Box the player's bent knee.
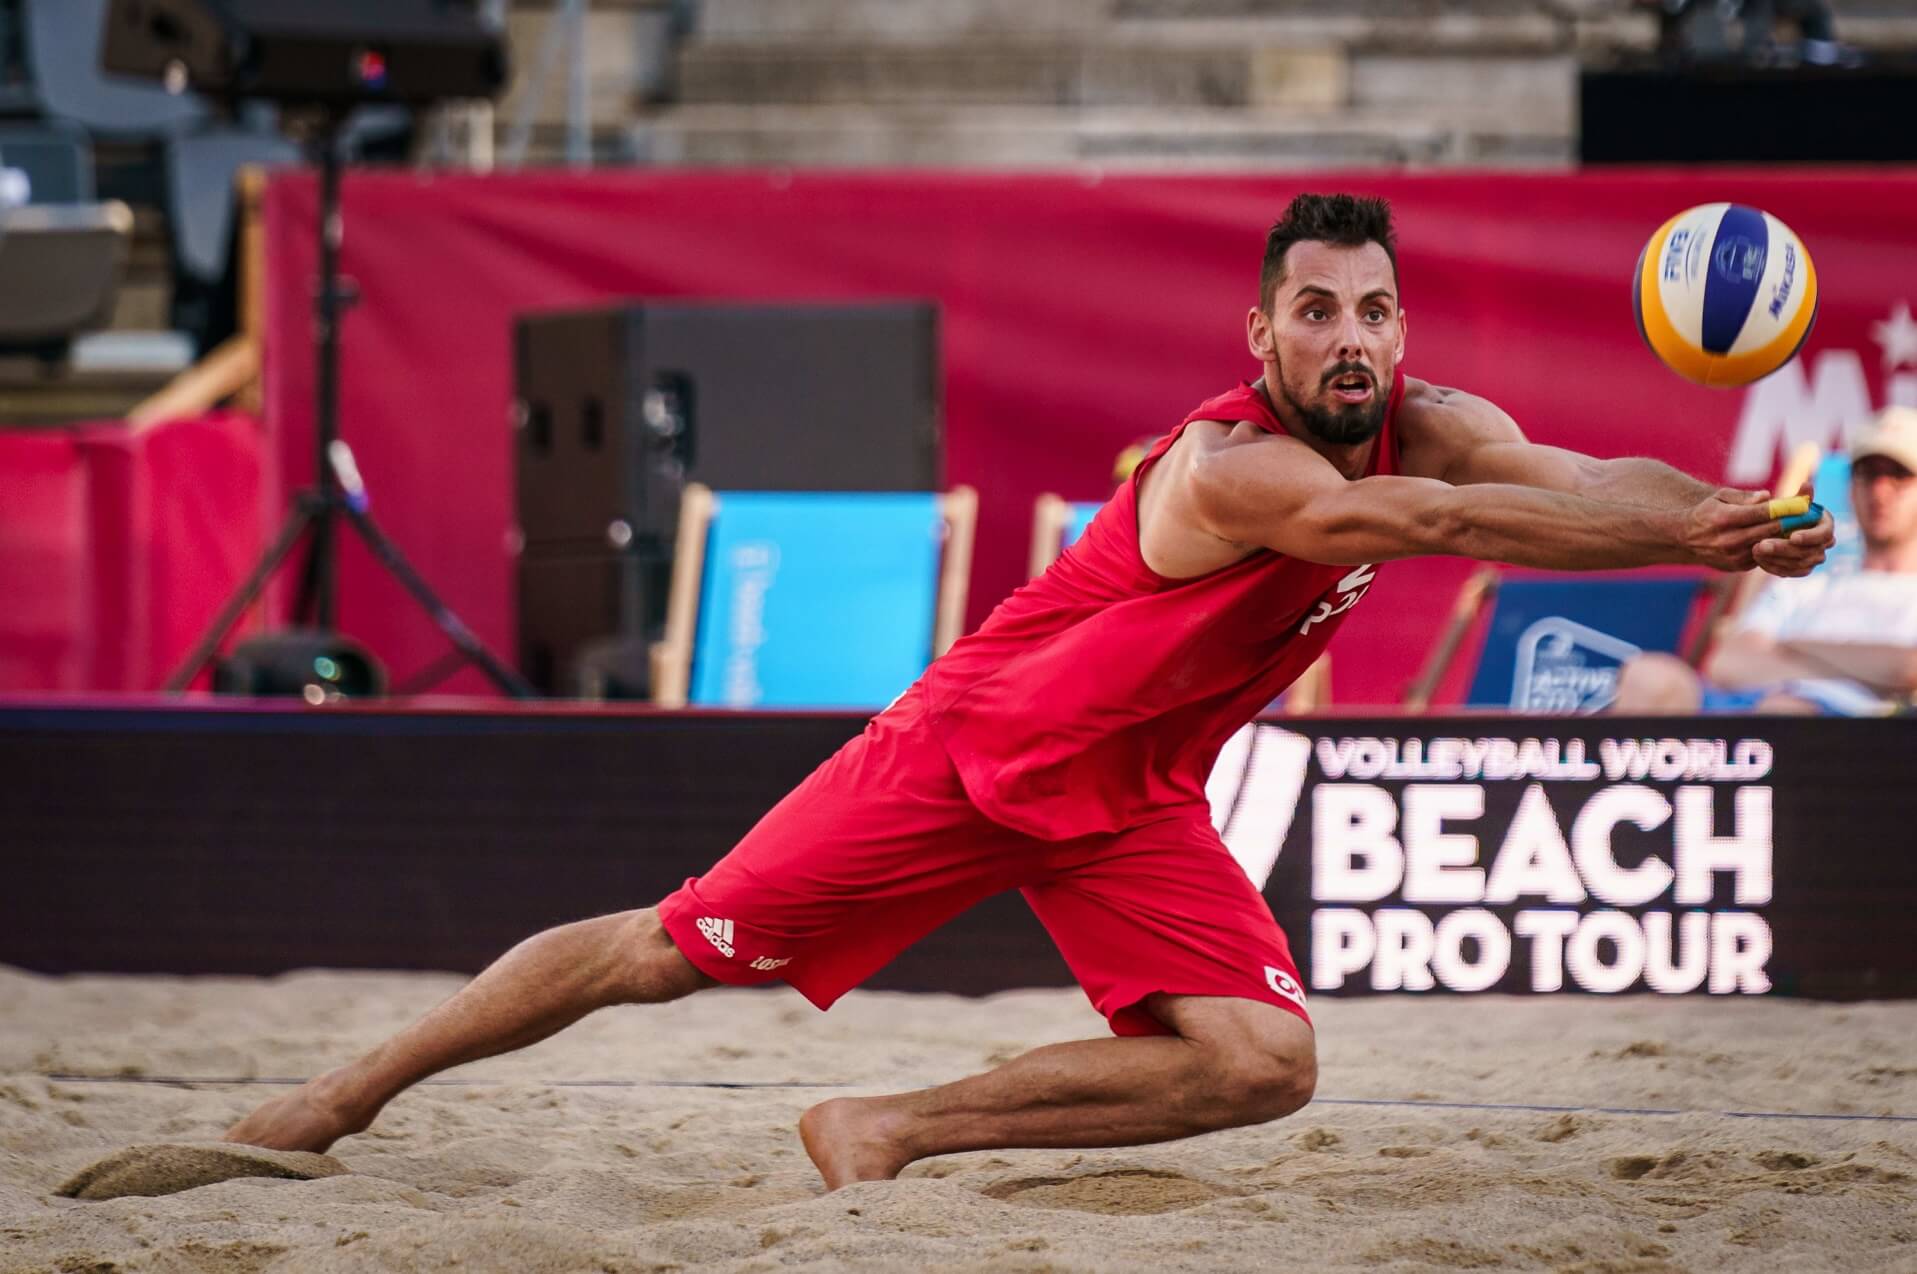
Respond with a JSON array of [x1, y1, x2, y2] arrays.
[[1202, 1014, 1317, 1125], [1219, 1037, 1316, 1123], [610, 907, 716, 1004]]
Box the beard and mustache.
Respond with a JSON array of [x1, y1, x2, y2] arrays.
[[1273, 358, 1388, 446]]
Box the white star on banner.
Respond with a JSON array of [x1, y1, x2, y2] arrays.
[[1872, 300, 1917, 371]]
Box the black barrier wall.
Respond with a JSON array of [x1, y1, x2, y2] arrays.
[[0, 705, 1070, 994], [3, 706, 1913, 999]]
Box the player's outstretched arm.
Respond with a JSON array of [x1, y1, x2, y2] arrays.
[[1396, 379, 1832, 578], [1399, 382, 1715, 508], [1181, 423, 1786, 573]]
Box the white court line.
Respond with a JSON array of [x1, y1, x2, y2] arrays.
[[32, 1075, 1917, 1123]]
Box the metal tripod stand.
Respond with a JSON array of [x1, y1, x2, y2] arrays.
[[165, 109, 530, 697]]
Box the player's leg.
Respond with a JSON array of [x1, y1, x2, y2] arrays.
[[227, 686, 1015, 1157], [651, 688, 1030, 1011], [225, 907, 711, 1153], [801, 993, 1311, 1188], [802, 815, 1316, 1187]]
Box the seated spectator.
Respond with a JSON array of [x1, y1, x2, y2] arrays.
[[1615, 406, 1917, 716], [1638, 0, 1855, 68], [1738, 0, 1854, 65]]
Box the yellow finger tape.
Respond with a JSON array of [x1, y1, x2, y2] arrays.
[[1767, 495, 1811, 520]]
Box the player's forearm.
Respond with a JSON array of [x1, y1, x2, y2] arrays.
[[1574, 457, 1719, 512], [1273, 476, 1692, 569], [1420, 483, 1692, 571]]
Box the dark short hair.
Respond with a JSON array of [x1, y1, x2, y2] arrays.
[[1260, 193, 1399, 311]]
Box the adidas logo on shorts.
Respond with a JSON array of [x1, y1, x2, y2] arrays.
[[696, 916, 736, 958]]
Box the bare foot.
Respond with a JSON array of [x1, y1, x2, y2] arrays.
[[799, 1098, 917, 1190], [222, 1072, 371, 1154]]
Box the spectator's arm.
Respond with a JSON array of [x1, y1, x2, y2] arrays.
[[1700, 628, 1829, 689]]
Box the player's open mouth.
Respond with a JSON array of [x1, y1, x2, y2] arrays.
[[1328, 374, 1372, 404]]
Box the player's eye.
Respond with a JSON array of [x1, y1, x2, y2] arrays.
[[1365, 309, 1387, 322], [1303, 308, 1328, 321]]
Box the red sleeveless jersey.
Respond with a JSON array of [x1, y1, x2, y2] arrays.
[[922, 374, 1403, 840]]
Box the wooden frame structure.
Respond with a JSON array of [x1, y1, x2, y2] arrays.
[[1028, 492, 1074, 579], [126, 166, 268, 431], [1404, 566, 1500, 714]]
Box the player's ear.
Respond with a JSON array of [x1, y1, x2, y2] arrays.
[[1247, 306, 1276, 362], [1394, 307, 1407, 365]]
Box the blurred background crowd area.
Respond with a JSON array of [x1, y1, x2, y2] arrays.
[[1, 0, 1914, 713], [2, 0, 1912, 420]]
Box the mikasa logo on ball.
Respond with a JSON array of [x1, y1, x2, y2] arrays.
[[1768, 244, 1797, 319]]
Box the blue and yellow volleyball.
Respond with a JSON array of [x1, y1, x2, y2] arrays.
[[1632, 203, 1818, 387]]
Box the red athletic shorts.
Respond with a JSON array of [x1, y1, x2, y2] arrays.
[[657, 689, 1309, 1037]]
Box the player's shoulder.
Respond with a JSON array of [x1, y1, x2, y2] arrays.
[[1179, 415, 1299, 453], [1399, 376, 1508, 422], [1397, 376, 1521, 443]]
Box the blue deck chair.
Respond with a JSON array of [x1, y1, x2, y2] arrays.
[[1465, 575, 1704, 713], [1028, 493, 1104, 578], [653, 485, 977, 710]]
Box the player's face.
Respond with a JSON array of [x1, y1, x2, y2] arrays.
[[1851, 455, 1917, 552], [1248, 240, 1405, 447]]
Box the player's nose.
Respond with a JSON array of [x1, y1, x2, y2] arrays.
[[1333, 312, 1365, 357]]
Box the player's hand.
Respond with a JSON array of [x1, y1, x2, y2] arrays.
[[1752, 478, 1833, 579], [1681, 488, 1789, 572]]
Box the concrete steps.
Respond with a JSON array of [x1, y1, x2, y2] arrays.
[[667, 0, 1596, 169], [629, 102, 1572, 170], [496, 2, 678, 131], [677, 42, 1348, 110], [693, 0, 1111, 42], [520, 0, 1916, 171]]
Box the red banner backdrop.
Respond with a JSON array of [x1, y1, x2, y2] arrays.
[[0, 413, 263, 692], [257, 169, 1917, 704]]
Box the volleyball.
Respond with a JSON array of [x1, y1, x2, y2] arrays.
[[1632, 203, 1818, 387]]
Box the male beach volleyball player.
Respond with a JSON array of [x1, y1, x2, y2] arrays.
[[226, 194, 1833, 1188]]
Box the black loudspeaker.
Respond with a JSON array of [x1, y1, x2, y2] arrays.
[[100, 0, 507, 106], [513, 302, 941, 697], [1581, 63, 1917, 163]]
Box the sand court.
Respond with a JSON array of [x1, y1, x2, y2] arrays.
[[3, 964, 1915, 1272]]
